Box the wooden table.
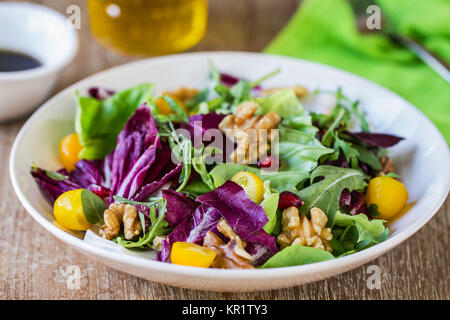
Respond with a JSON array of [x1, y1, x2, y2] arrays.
[[0, 0, 448, 300]]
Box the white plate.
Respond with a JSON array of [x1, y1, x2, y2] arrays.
[[10, 52, 450, 292]]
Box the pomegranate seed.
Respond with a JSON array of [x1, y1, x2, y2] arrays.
[[258, 156, 273, 168], [278, 191, 304, 209]]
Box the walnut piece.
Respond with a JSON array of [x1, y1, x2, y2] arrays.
[[218, 101, 281, 164], [161, 87, 199, 102], [377, 156, 394, 176], [152, 235, 167, 251], [99, 203, 142, 240], [277, 206, 332, 252], [203, 219, 254, 269], [260, 86, 308, 98]]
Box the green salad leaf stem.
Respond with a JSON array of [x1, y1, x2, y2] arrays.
[[113, 197, 171, 249]]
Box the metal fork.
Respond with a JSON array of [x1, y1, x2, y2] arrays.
[[349, 0, 450, 83]]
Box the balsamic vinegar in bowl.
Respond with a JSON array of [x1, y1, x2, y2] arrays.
[[0, 50, 41, 72]]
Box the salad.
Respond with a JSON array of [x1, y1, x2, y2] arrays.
[[31, 63, 408, 269]]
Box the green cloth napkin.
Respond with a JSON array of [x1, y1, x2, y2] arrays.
[[265, 0, 450, 144]]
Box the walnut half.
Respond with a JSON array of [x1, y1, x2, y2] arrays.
[[99, 203, 142, 240], [203, 219, 254, 269], [219, 101, 281, 165], [277, 206, 332, 252]]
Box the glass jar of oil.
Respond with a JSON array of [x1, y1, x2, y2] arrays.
[[88, 0, 208, 56]]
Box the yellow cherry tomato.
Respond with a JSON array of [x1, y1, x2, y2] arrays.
[[53, 189, 91, 231], [365, 176, 408, 220], [155, 95, 187, 116], [59, 133, 83, 171], [171, 242, 217, 268], [231, 171, 264, 203]]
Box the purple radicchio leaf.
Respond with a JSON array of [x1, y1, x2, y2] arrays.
[[87, 87, 115, 100], [197, 182, 279, 264], [220, 73, 240, 87], [181, 112, 226, 149], [132, 164, 183, 202], [339, 189, 368, 216], [156, 181, 278, 265], [162, 189, 200, 227], [115, 139, 159, 199], [345, 132, 404, 148], [30, 168, 81, 203], [156, 205, 222, 262], [220, 73, 262, 93], [71, 159, 103, 187], [108, 107, 163, 200]]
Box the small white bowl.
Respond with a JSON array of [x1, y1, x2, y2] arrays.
[[0, 2, 78, 121]]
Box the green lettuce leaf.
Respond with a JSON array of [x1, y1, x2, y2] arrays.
[[297, 165, 367, 225], [260, 181, 279, 234], [255, 89, 306, 118], [334, 211, 389, 250], [75, 83, 153, 160], [261, 245, 334, 268], [209, 163, 308, 192], [278, 126, 333, 172]]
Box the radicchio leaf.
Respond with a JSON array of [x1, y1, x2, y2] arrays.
[[71, 160, 103, 187], [162, 189, 200, 227], [181, 112, 226, 148], [157, 181, 278, 265], [339, 189, 368, 216], [345, 132, 404, 148], [30, 168, 80, 203], [88, 87, 115, 100], [156, 205, 222, 262]]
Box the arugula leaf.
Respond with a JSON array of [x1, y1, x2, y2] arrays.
[[75, 83, 153, 160], [353, 144, 382, 171], [162, 96, 189, 122], [297, 165, 367, 226], [351, 100, 370, 132], [80, 189, 105, 224], [250, 68, 280, 88], [321, 107, 348, 147], [260, 181, 279, 234], [192, 145, 220, 190], [385, 172, 401, 179], [230, 80, 251, 103], [261, 245, 334, 268], [368, 204, 381, 218], [45, 170, 69, 181], [333, 133, 360, 168], [160, 121, 193, 193]]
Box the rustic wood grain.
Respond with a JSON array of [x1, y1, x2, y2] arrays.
[[0, 0, 448, 300]]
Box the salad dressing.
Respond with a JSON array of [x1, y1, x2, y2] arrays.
[[0, 50, 41, 72]]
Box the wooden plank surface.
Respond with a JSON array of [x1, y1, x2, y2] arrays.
[[0, 0, 448, 300]]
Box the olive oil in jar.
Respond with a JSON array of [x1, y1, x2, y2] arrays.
[[88, 0, 208, 56]]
